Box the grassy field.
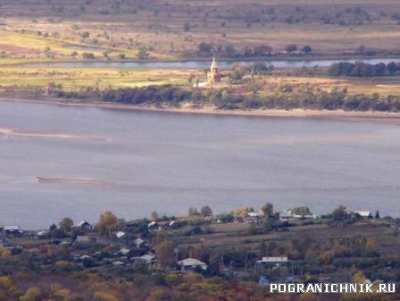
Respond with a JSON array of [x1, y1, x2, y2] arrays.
[[0, 66, 194, 91], [1, 0, 400, 99], [1, 0, 400, 62]]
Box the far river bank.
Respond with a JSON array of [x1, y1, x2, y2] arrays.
[[1, 95, 400, 126]]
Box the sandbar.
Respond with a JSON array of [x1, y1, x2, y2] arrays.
[[36, 177, 113, 185], [0, 127, 104, 141]]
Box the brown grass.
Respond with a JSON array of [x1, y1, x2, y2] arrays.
[[1, 0, 400, 61]]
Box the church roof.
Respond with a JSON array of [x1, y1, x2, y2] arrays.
[[210, 56, 218, 69]]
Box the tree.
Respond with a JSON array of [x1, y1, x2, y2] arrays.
[[301, 45, 312, 54], [290, 206, 312, 217], [44, 46, 53, 58], [232, 207, 252, 218], [285, 44, 298, 53], [191, 244, 205, 260], [259, 241, 267, 255], [260, 202, 274, 217], [374, 62, 386, 76], [183, 21, 191, 32], [253, 45, 273, 56], [59, 217, 73, 232], [102, 50, 112, 59], [200, 205, 213, 217], [49, 223, 57, 232], [93, 292, 119, 301], [219, 213, 234, 223], [387, 62, 398, 74], [155, 240, 175, 268], [96, 211, 118, 235], [375, 210, 380, 219], [82, 52, 95, 59], [81, 31, 90, 39], [19, 287, 41, 301], [188, 206, 200, 216], [197, 42, 213, 55], [137, 48, 149, 59], [332, 205, 348, 221], [356, 45, 365, 53], [224, 44, 236, 57], [151, 211, 159, 221], [353, 271, 367, 283]]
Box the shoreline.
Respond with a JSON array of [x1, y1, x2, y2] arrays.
[[1, 96, 400, 125]]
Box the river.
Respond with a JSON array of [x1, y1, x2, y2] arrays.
[[1, 101, 400, 229], [28, 58, 400, 69]]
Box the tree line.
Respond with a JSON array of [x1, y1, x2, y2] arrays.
[[56, 83, 400, 113], [195, 42, 312, 58], [328, 61, 400, 77]]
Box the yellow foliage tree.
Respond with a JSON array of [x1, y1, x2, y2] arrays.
[[0, 249, 11, 258], [232, 207, 251, 218], [0, 276, 12, 289], [93, 291, 119, 301], [96, 211, 118, 236], [19, 287, 41, 301], [353, 271, 367, 283]]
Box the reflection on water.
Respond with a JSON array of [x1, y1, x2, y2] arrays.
[[1, 101, 400, 228]]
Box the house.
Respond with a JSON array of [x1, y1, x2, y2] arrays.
[[247, 212, 263, 223], [157, 220, 177, 230], [76, 254, 91, 261], [112, 261, 125, 267], [279, 211, 294, 221], [134, 238, 144, 248], [148, 221, 161, 232], [76, 220, 93, 230], [177, 258, 208, 270], [248, 212, 262, 218], [76, 235, 90, 243], [133, 253, 156, 264], [355, 211, 372, 218], [116, 231, 125, 239], [257, 256, 288, 267], [258, 256, 288, 264], [256, 256, 292, 273], [3, 225, 23, 235], [36, 230, 49, 238], [115, 248, 130, 256]]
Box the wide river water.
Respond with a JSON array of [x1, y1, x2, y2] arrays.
[[1, 101, 400, 229]]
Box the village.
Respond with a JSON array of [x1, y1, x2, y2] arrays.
[[1, 203, 395, 288]]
